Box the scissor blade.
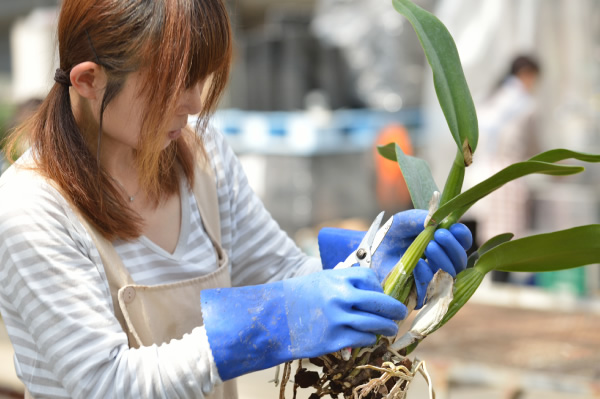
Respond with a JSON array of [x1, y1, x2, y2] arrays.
[[359, 211, 385, 250], [370, 215, 393, 255]]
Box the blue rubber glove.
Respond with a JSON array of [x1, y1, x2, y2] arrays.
[[201, 267, 407, 381], [318, 209, 473, 309]]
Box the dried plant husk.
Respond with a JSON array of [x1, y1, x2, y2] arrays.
[[391, 271, 453, 353]]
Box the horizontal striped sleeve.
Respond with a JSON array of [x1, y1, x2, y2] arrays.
[[0, 166, 221, 398], [206, 129, 322, 287]]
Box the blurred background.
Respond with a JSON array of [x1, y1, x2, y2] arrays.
[[0, 0, 599, 398]]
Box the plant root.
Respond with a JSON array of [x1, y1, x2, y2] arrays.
[[352, 359, 434, 399], [279, 361, 292, 399], [280, 340, 435, 399]]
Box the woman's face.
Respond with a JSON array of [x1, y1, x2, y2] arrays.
[[99, 71, 205, 153]]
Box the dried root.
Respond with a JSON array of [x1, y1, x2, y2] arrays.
[[279, 341, 435, 399], [353, 359, 434, 399]]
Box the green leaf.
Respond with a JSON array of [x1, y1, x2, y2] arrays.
[[476, 225, 600, 274], [376, 143, 439, 210], [394, 144, 439, 210], [392, 0, 478, 160], [430, 161, 584, 225], [427, 224, 599, 335], [529, 149, 600, 163], [477, 232, 515, 255], [377, 143, 398, 162], [466, 233, 514, 269]]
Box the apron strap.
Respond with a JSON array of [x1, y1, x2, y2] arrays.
[[77, 216, 133, 335], [191, 154, 223, 250]]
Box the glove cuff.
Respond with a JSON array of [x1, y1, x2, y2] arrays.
[[201, 282, 291, 380]]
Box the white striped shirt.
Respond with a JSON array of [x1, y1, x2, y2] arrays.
[[0, 128, 321, 398]]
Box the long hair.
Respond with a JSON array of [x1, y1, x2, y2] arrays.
[[4, 0, 232, 240], [491, 55, 540, 94]]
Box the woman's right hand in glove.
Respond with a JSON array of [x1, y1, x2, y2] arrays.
[[201, 267, 407, 381]]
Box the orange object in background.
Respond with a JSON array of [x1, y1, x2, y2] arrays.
[[374, 124, 413, 212]]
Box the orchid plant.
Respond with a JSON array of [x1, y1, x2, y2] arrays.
[[379, 0, 600, 351], [281, 1, 600, 398]]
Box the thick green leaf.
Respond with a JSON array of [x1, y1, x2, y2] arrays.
[[529, 149, 600, 163], [476, 225, 600, 274], [394, 144, 439, 210], [466, 233, 514, 269], [429, 161, 584, 225], [377, 143, 398, 162], [376, 143, 439, 210], [431, 227, 599, 334], [392, 0, 478, 159], [477, 232, 515, 255]]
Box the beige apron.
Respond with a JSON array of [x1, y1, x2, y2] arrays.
[[25, 157, 238, 399]]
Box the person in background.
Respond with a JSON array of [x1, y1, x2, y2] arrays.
[[467, 55, 541, 283], [0, 1, 472, 398]]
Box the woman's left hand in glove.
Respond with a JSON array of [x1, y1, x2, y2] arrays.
[[318, 209, 473, 309]]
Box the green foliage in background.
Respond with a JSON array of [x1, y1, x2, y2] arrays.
[[0, 102, 16, 149]]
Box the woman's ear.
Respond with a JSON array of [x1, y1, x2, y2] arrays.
[[70, 62, 106, 100]]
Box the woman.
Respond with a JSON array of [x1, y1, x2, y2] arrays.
[[0, 0, 472, 398]]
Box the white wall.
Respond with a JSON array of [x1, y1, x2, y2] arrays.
[[10, 7, 59, 102]]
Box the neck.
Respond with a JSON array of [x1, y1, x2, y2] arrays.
[[100, 143, 141, 202], [99, 139, 137, 178], [71, 92, 147, 205]]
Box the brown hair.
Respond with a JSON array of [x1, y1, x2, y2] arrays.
[[5, 0, 232, 240]]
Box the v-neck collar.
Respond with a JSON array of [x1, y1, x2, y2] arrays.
[[138, 176, 190, 261]]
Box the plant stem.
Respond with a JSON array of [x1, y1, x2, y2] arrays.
[[439, 149, 465, 207], [383, 225, 436, 304], [383, 147, 464, 308], [439, 204, 470, 229]]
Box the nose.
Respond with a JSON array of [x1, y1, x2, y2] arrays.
[[177, 81, 204, 116]]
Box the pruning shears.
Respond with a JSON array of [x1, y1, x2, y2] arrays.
[[331, 211, 393, 360], [334, 211, 394, 270]]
